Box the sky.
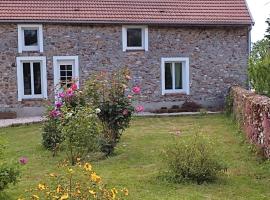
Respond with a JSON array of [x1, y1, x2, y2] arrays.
[[246, 0, 270, 42]]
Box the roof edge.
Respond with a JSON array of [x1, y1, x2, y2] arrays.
[[0, 19, 254, 27]]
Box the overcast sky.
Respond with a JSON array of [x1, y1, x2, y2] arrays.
[[246, 0, 270, 42]]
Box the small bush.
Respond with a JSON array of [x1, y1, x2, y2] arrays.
[[0, 139, 20, 191], [42, 111, 64, 154], [60, 105, 101, 165], [181, 101, 201, 112], [162, 134, 227, 184]]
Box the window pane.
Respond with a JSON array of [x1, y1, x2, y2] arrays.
[[175, 62, 183, 89], [60, 65, 73, 87], [23, 63, 31, 95], [127, 28, 142, 47], [33, 62, 42, 94], [165, 63, 173, 90], [24, 30, 38, 46]]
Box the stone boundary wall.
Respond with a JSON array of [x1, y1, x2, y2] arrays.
[[230, 86, 270, 158]]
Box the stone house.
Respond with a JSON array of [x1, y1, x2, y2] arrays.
[[0, 0, 253, 117]]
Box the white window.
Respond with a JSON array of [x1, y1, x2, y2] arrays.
[[18, 24, 43, 53], [161, 57, 190, 95], [122, 26, 148, 51], [53, 56, 79, 90], [16, 57, 47, 101]]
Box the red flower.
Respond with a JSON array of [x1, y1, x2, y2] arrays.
[[128, 95, 132, 99], [132, 86, 141, 94], [71, 83, 78, 91]]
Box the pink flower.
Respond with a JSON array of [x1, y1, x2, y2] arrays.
[[19, 157, 28, 165], [135, 105, 144, 113], [50, 109, 61, 118], [55, 101, 62, 109], [71, 83, 78, 91], [58, 92, 65, 98], [132, 86, 141, 94], [128, 95, 132, 99], [123, 109, 129, 116], [66, 88, 74, 97]]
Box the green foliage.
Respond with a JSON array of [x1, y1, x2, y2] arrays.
[[162, 134, 227, 184], [0, 139, 20, 191], [248, 39, 270, 96], [42, 108, 64, 154], [60, 105, 101, 165], [266, 17, 270, 40], [84, 68, 137, 155], [225, 91, 233, 116]]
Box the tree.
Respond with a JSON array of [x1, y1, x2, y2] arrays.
[[248, 39, 270, 96], [266, 17, 270, 40]]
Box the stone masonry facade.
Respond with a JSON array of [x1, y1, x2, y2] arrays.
[[0, 24, 249, 116]]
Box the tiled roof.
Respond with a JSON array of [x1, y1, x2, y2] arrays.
[[0, 0, 253, 25]]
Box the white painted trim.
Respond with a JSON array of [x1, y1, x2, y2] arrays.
[[161, 57, 190, 95], [18, 24, 43, 53], [16, 56, 47, 101], [53, 56, 79, 91], [122, 25, 149, 51]]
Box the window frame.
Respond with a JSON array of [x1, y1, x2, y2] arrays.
[[16, 56, 47, 101], [18, 24, 43, 53], [122, 25, 148, 51], [161, 57, 190, 95], [53, 56, 79, 91]]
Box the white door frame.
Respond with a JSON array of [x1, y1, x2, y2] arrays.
[[53, 56, 79, 92]]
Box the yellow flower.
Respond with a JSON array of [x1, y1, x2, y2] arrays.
[[123, 188, 129, 196], [111, 188, 118, 199], [60, 193, 69, 200], [83, 163, 92, 171], [17, 198, 25, 200], [68, 168, 73, 174], [89, 190, 96, 195], [90, 172, 101, 183], [32, 195, 39, 199], [56, 185, 62, 193], [49, 173, 57, 177], [76, 189, 81, 194], [38, 183, 45, 191]]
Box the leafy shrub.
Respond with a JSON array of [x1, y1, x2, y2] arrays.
[[42, 82, 88, 158], [248, 39, 270, 96], [42, 111, 63, 154], [20, 161, 129, 200], [60, 105, 101, 165], [0, 139, 20, 191], [181, 100, 201, 112], [162, 134, 227, 184], [84, 68, 142, 155]]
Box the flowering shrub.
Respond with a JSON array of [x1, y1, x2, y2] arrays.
[[42, 83, 101, 163], [162, 134, 227, 184], [84, 68, 143, 155], [0, 139, 20, 191], [60, 105, 101, 165], [20, 161, 128, 200]]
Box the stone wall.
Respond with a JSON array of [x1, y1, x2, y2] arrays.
[[0, 24, 249, 116], [230, 86, 270, 158]]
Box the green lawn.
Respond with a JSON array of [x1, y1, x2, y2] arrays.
[[1, 114, 270, 199]]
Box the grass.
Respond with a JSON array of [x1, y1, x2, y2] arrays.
[[1, 114, 270, 199]]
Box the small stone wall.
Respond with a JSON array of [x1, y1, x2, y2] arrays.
[[230, 86, 270, 158]]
